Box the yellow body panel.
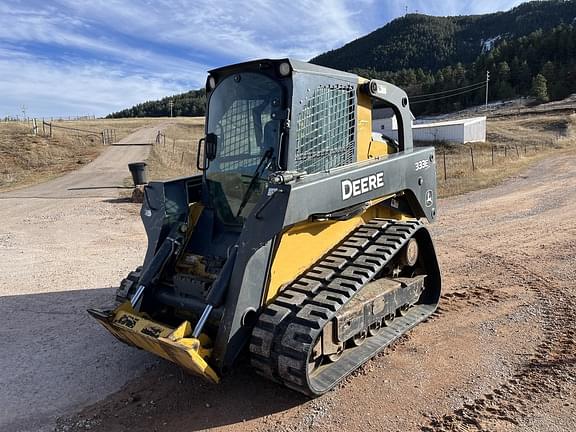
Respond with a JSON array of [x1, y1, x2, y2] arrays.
[[265, 203, 408, 303], [356, 79, 373, 162], [92, 303, 220, 383], [356, 77, 393, 160], [188, 202, 204, 231]]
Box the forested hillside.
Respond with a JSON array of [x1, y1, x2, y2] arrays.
[[106, 89, 206, 118], [352, 23, 576, 114], [311, 1, 576, 72], [108, 1, 576, 117]]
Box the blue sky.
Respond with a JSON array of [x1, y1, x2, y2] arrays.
[[0, 0, 525, 118]]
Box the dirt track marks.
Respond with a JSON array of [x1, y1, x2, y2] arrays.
[[422, 252, 576, 431]]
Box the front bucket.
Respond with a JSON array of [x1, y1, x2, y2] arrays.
[[88, 303, 220, 383]]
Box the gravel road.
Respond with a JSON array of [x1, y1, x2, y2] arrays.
[[55, 150, 576, 432], [2, 133, 575, 431], [0, 123, 172, 432]]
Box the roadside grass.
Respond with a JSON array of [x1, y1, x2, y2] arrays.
[[146, 117, 204, 180], [436, 113, 574, 198], [3, 108, 572, 197], [0, 122, 102, 191], [144, 113, 574, 201], [52, 117, 169, 142], [0, 117, 185, 192]]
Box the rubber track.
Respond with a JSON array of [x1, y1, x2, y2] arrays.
[[116, 266, 142, 304], [249, 218, 438, 396]]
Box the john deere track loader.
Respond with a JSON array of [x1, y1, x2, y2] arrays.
[[89, 59, 441, 396]]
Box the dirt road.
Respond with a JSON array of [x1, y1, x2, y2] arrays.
[[2, 131, 574, 431], [54, 151, 576, 432], [0, 123, 172, 432]]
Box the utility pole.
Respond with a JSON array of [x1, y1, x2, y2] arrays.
[[169, 100, 174, 118], [485, 71, 490, 110], [405, 4, 408, 15], [21, 104, 27, 120]]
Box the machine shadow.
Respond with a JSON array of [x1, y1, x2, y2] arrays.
[[102, 197, 134, 204], [80, 360, 309, 431], [0, 287, 307, 431]]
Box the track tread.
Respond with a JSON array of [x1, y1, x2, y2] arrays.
[[249, 219, 437, 396], [116, 266, 143, 303]]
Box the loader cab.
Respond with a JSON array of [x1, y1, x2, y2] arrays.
[[202, 61, 291, 226], [200, 59, 415, 228], [201, 59, 367, 227]]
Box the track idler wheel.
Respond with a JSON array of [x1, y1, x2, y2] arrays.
[[400, 238, 419, 267], [383, 313, 395, 326], [368, 321, 383, 336], [327, 344, 344, 362], [398, 303, 412, 317], [352, 330, 367, 346]]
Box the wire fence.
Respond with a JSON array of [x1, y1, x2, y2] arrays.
[[150, 127, 562, 182], [2, 115, 96, 122], [154, 130, 197, 169], [148, 125, 205, 179], [35, 120, 116, 145], [437, 138, 560, 181]]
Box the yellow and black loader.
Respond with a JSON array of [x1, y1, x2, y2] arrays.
[[89, 59, 441, 396]]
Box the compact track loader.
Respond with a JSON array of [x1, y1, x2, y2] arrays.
[[89, 59, 441, 396]]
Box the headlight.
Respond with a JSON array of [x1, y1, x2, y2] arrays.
[[208, 75, 217, 90], [278, 62, 291, 77]]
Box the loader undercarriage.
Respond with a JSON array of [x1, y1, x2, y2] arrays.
[[249, 218, 440, 396]]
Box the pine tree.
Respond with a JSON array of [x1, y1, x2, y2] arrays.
[[531, 74, 549, 103]]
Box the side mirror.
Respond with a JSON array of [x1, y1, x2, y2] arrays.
[[206, 133, 218, 161]]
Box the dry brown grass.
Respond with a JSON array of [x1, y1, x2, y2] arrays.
[[0, 122, 103, 191], [0, 118, 170, 191], [146, 117, 204, 181], [52, 117, 169, 142], [436, 113, 575, 197], [4, 106, 571, 197], [144, 113, 575, 199]]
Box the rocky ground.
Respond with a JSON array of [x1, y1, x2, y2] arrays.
[[58, 153, 575, 432], [0, 124, 172, 432], [1, 124, 574, 432]]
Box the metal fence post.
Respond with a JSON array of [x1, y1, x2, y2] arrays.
[[470, 146, 475, 171], [491, 145, 494, 165], [443, 150, 447, 181]]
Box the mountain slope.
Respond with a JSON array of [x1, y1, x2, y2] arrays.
[[107, 89, 206, 119], [311, 0, 576, 72], [108, 1, 576, 118]]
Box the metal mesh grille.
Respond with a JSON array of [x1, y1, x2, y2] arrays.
[[216, 99, 265, 172], [295, 85, 356, 174]]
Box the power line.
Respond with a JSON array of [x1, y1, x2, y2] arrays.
[[410, 83, 487, 104], [409, 81, 487, 99]]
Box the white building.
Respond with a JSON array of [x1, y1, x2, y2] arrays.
[[372, 111, 486, 144]]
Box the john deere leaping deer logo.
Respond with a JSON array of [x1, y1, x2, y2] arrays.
[[425, 190, 434, 207]]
